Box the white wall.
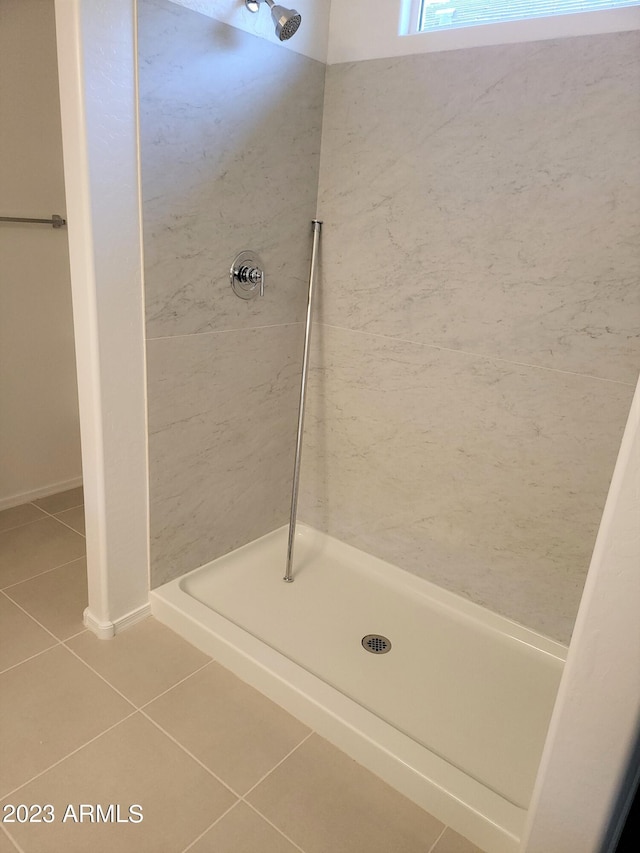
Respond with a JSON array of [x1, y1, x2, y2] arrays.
[[0, 0, 82, 510], [169, 0, 330, 62], [521, 375, 640, 852], [54, 0, 150, 635]]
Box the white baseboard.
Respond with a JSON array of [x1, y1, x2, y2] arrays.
[[83, 602, 151, 639], [0, 476, 84, 512]]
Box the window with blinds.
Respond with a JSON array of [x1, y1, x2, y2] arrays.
[[419, 0, 640, 31]]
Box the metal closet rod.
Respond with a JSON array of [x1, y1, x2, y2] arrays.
[[0, 214, 66, 228]]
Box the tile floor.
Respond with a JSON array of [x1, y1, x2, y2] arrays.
[[1, 488, 487, 853]]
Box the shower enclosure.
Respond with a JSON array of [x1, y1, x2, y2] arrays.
[[139, 1, 640, 850]]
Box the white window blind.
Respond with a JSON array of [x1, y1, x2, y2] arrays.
[[419, 0, 640, 31]]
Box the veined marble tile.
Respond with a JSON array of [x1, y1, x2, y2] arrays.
[[147, 324, 303, 587], [316, 32, 640, 383], [138, 0, 325, 338], [297, 325, 634, 643]]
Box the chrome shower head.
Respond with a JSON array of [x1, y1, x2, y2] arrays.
[[268, 1, 301, 40], [246, 0, 302, 41]]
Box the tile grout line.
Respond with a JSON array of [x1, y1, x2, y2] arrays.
[[136, 708, 241, 794], [179, 793, 310, 853], [137, 659, 214, 711], [26, 503, 85, 537], [1, 586, 89, 651], [3, 618, 220, 811], [7, 493, 308, 853], [0, 639, 61, 676], [0, 500, 84, 531], [241, 730, 315, 800], [29, 501, 84, 518], [2, 610, 457, 853], [62, 627, 90, 642], [60, 643, 141, 711], [135, 665, 314, 853], [234, 732, 317, 853], [147, 321, 304, 343], [136, 658, 313, 784], [178, 800, 242, 853], [136, 710, 313, 853], [3, 610, 451, 851], [47, 516, 85, 538], [0, 603, 142, 800], [2, 586, 84, 645], [0, 823, 25, 853], [3, 604, 309, 853], [320, 322, 637, 386], [0, 504, 48, 534], [1, 553, 87, 594], [427, 825, 447, 853], [0, 591, 64, 674], [0, 711, 139, 803], [242, 800, 308, 853], [240, 726, 453, 853]]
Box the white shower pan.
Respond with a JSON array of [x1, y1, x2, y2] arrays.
[[151, 524, 566, 853]]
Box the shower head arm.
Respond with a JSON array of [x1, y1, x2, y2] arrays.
[[246, 1, 274, 12]]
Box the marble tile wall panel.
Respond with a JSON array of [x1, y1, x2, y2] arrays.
[[139, 0, 324, 585], [147, 325, 303, 587], [140, 0, 638, 642], [316, 32, 640, 383], [297, 326, 634, 643], [138, 0, 325, 338]]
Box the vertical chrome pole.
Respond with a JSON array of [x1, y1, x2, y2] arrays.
[[284, 219, 323, 582]]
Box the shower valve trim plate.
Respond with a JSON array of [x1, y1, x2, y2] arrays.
[[230, 250, 265, 300]]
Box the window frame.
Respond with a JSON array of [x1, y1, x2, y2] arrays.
[[399, 0, 640, 37]]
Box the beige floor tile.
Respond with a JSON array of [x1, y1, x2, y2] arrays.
[[0, 595, 56, 672], [188, 802, 299, 853], [54, 506, 86, 536], [248, 734, 444, 853], [432, 827, 488, 853], [0, 518, 86, 589], [0, 645, 133, 796], [0, 828, 19, 852], [145, 662, 311, 794], [5, 558, 87, 640], [0, 504, 46, 534], [0, 714, 237, 853], [66, 617, 210, 707], [33, 486, 84, 514]]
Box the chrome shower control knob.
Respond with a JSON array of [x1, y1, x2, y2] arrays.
[[230, 251, 265, 299], [238, 266, 262, 284]]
